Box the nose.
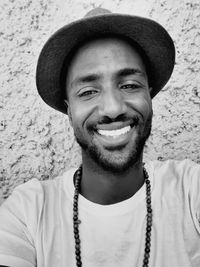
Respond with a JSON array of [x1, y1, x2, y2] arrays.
[[98, 89, 126, 119]]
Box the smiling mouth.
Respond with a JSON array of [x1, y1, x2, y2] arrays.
[[97, 125, 132, 138]]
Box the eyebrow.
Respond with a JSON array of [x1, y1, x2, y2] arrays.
[[117, 68, 146, 78], [71, 74, 100, 87], [71, 68, 146, 87]]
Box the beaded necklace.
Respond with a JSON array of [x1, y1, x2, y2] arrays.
[[73, 166, 152, 267]]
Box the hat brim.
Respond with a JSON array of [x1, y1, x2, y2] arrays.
[[36, 13, 175, 114]]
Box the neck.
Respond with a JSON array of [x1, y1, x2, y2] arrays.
[[80, 151, 144, 205]]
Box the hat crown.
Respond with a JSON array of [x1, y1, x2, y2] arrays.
[[36, 7, 175, 114], [85, 7, 111, 18]]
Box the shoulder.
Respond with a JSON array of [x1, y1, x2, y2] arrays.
[[147, 159, 200, 196], [1, 167, 77, 216], [39, 167, 77, 203], [0, 168, 77, 236], [149, 158, 200, 177]]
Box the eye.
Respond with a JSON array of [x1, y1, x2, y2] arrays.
[[78, 88, 99, 98], [120, 82, 141, 91]]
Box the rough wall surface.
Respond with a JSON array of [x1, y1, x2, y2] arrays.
[[0, 0, 199, 204]]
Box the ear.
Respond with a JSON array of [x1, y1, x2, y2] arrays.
[[64, 99, 73, 127]]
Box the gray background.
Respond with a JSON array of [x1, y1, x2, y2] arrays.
[[0, 0, 200, 203]]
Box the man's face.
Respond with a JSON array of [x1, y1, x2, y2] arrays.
[[65, 37, 153, 172]]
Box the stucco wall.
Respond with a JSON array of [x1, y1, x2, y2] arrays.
[[0, 0, 199, 204]]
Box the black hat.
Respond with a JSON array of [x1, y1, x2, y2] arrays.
[[36, 8, 175, 114]]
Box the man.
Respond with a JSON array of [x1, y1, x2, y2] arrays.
[[0, 7, 200, 267]]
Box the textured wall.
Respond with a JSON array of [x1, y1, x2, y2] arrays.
[[0, 0, 199, 204]]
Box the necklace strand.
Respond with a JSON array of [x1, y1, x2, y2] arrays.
[[73, 165, 152, 267]]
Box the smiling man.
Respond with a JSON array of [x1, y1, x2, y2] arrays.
[[65, 37, 152, 172], [0, 7, 200, 267], [64, 36, 153, 206]]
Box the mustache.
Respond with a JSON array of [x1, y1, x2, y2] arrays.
[[96, 114, 140, 125]]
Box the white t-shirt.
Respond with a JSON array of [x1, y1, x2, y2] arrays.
[[0, 159, 200, 267]]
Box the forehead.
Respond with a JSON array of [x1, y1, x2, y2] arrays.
[[64, 36, 148, 91], [69, 36, 146, 70]]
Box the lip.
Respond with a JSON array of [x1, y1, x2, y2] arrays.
[[94, 124, 135, 149], [97, 125, 131, 137], [96, 121, 132, 131]]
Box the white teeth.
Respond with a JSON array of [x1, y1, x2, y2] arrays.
[[98, 125, 131, 137]]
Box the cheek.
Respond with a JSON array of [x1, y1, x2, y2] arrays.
[[127, 94, 152, 121], [70, 93, 99, 119], [69, 102, 92, 129]]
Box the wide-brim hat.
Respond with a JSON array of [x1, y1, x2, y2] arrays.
[[36, 8, 175, 114]]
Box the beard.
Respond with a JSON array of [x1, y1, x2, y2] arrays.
[[74, 112, 152, 173]]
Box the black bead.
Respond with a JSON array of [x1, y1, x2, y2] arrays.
[[146, 225, 151, 232], [74, 228, 78, 234], [75, 244, 81, 250], [146, 231, 151, 238], [73, 215, 78, 221], [77, 260, 82, 266], [73, 204, 78, 209], [75, 249, 80, 255], [147, 215, 152, 221], [143, 257, 149, 264], [75, 239, 80, 244], [74, 233, 79, 239], [145, 247, 150, 253], [76, 254, 81, 261], [74, 223, 78, 229], [147, 207, 152, 213], [145, 236, 151, 243], [147, 199, 151, 204], [145, 239, 151, 247]]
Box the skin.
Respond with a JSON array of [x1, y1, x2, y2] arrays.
[[64, 37, 153, 205]]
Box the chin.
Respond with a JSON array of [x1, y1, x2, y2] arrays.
[[74, 116, 152, 173], [76, 135, 146, 173], [90, 143, 144, 173]]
